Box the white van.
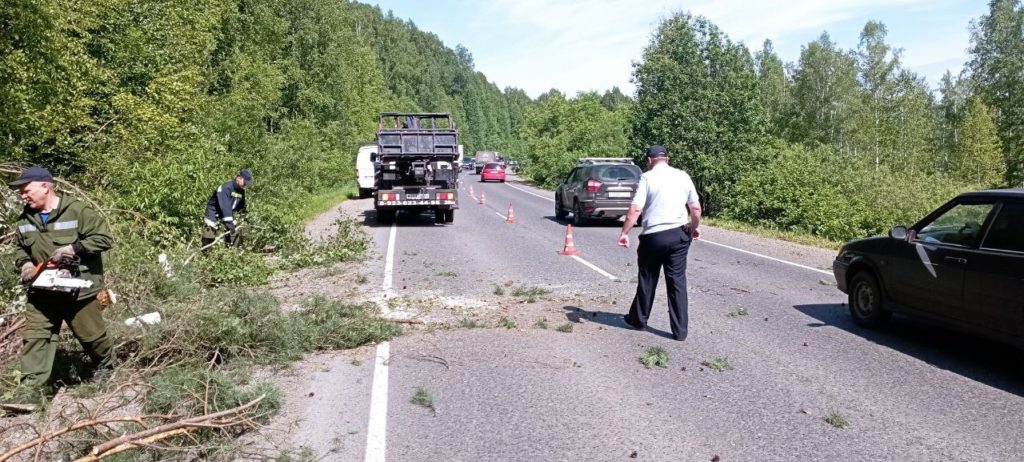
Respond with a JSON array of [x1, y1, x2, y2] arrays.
[[356, 144, 378, 198]]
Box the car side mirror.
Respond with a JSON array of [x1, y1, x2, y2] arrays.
[[890, 226, 908, 240]]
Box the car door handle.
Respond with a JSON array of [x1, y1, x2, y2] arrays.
[[944, 256, 967, 264]]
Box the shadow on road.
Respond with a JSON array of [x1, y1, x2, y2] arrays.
[[355, 208, 449, 228], [796, 303, 1024, 396], [543, 216, 623, 227], [562, 305, 676, 340]]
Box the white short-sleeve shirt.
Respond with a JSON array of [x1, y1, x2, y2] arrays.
[[631, 162, 700, 235]]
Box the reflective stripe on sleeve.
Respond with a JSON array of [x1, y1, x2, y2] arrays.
[[18, 224, 37, 234]]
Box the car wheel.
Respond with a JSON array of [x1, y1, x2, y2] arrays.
[[573, 200, 588, 226], [554, 195, 567, 219], [848, 271, 892, 328]]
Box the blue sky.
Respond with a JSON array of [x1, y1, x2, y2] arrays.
[[367, 0, 988, 98]]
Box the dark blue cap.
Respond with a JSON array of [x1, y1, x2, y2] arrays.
[[238, 169, 253, 185], [646, 145, 668, 158], [8, 166, 54, 187]]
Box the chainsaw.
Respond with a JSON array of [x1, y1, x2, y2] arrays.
[[30, 255, 94, 293]]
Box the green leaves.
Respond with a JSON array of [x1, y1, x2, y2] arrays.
[[629, 12, 767, 213], [520, 92, 628, 188]]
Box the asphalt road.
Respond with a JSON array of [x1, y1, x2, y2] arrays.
[[285, 172, 1024, 462]]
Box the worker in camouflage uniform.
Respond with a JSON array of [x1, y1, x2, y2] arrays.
[[7, 166, 115, 400], [201, 169, 251, 248]]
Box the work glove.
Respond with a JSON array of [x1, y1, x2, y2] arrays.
[[50, 245, 76, 261], [20, 262, 36, 283]]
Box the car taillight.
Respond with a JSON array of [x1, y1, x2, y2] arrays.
[[436, 192, 454, 200], [380, 193, 395, 201], [586, 179, 602, 192]]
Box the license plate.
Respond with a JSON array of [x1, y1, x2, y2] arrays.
[[406, 194, 427, 200], [608, 191, 631, 198]]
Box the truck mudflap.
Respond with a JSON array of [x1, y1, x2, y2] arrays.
[[375, 190, 457, 208]]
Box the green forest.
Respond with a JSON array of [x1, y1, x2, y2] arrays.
[[3, 0, 1023, 246]]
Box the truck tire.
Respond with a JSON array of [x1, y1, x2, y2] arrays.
[[444, 209, 454, 223], [377, 210, 396, 224], [435, 210, 446, 224]]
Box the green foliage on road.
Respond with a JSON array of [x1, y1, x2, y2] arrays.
[[411, 387, 436, 413], [701, 356, 735, 372], [824, 410, 851, 429], [640, 347, 669, 369]]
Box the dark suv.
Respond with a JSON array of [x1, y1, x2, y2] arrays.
[[833, 189, 1024, 349], [555, 158, 642, 226]]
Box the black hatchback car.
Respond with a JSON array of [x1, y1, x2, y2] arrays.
[[833, 189, 1024, 349], [555, 158, 642, 226]]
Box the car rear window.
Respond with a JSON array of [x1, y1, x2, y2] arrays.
[[595, 165, 641, 181], [982, 202, 1024, 253], [485, 163, 502, 169]]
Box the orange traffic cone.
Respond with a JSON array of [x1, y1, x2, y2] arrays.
[[558, 225, 578, 255], [469, 185, 475, 197], [479, 191, 486, 205], [506, 202, 516, 224]]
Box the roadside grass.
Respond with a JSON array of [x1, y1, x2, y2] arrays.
[[296, 187, 358, 223], [727, 307, 748, 317], [459, 318, 481, 329], [434, 270, 457, 277], [533, 319, 549, 329], [555, 323, 573, 333], [411, 387, 436, 413], [824, 410, 851, 429], [703, 217, 842, 250], [640, 347, 669, 369], [498, 317, 517, 329], [701, 356, 735, 372], [493, 285, 505, 296]]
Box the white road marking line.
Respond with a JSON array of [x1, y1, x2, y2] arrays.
[[510, 177, 829, 278], [505, 182, 555, 202], [382, 223, 397, 303], [571, 255, 619, 280], [495, 212, 507, 220], [699, 238, 834, 276], [364, 341, 390, 462], [365, 223, 396, 462]]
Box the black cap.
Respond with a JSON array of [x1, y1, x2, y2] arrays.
[[8, 166, 54, 188], [646, 145, 668, 158], [238, 169, 253, 186]]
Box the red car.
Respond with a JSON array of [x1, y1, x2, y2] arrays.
[[480, 162, 506, 182]]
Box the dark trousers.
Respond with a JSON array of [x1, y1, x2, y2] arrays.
[[626, 227, 692, 340], [20, 293, 113, 388]]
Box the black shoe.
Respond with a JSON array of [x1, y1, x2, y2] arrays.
[[623, 315, 644, 330]]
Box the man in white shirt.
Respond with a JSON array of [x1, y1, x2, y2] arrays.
[[617, 145, 702, 341]]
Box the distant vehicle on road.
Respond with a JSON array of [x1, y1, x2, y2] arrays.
[[833, 189, 1024, 350], [554, 158, 642, 226], [480, 162, 506, 182], [474, 150, 498, 174], [356, 144, 378, 198], [461, 158, 475, 171]]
